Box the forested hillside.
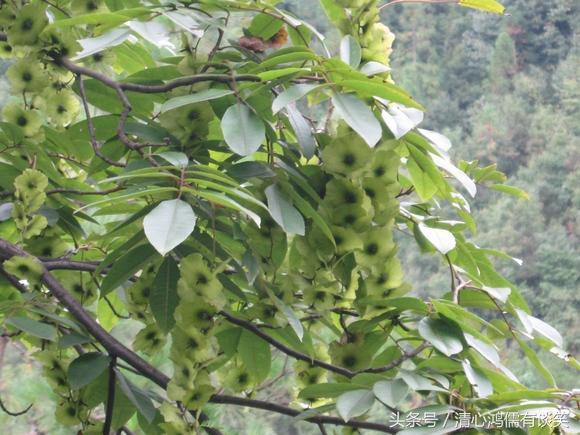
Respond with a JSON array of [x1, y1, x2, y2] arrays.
[[287, 0, 579, 386], [383, 0, 579, 384]]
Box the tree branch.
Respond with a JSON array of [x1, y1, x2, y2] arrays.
[[77, 75, 127, 168], [359, 342, 429, 374], [57, 57, 261, 94], [379, 0, 459, 10], [220, 310, 355, 377], [0, 397, 32, 417]]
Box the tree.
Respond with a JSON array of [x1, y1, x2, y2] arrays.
[[0, 0, 577, 433]]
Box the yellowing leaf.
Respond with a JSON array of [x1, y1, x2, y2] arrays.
[[459, 0, 505, 15]]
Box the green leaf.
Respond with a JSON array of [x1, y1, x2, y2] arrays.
[[265, 184, 305, 235], [58, 331, 93, 349], [319, 0, 348, 25], [462, 360, 493, 398], [0, 162, 21, 190], [150, 256, 179, 333], [143, 199, 197, 256], [258, 51, 317, 70], [257, 67, 308, 81], [331, 93, 382, 147], [73, 28, 130, 60], [373, 379, 409, 407], [279, 182, 334, 246], [340, 35, 361, 68], [248, 13, 283, 39], [157, 151, 189, 169], [488, 184, 529, 199], [336, 389, 375, 422], [160, 89, 234, 114], [216, 327, 242, 358], [286, 104, 317, 158], [339, 79, 423, 110], [418, 223, 456, 254], [5, 317, 58, 341], [238, 330, 271, 382], [264, 287, 303, 341], [459, 0, 505, 14], [221, 103, 265, 156], [101, 244, 158, 295], [47, 11, 144, 30], [68, 352, 110, 389], [418, 317, 464, 357], [272, 84, 320, 114], [117, 371, 156, 423]]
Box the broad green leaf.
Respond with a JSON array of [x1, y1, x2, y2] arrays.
[[331, 93, 382, 147], [418, 223, 456, 254], [298, 383, 367, 399], [373, 379, 409, 408], [264, 287, 303, 341], [248, 13, 283, 39], [73, 28, 130, 60], [257, 67, 308, 81], [319, 0, 348, 25], [459, 0, 505, 14], [265, 185, 305, 236], [238, 330, 271, 382], [340, 79, 423, 110], [68, 352, 110, 389], [279, 182, 334, 246], [117, 371, 156, 423], [158, 151, 189, 169], [160, 89, 234, 114], [58, 331, 93, 349], [150, 256, 179, 333], [286, 104, 316, 158], [143, 199, 197, 256], [272, 84, 320, 114], [49, 8, 149, 31], [418, 317, 464, 357], [399, 371, 447, 393], [5, 317, 57, 341], [481, 286, 511, 303], [221, 103, 265, 156], [258, 51, 317, 70], [336, 389, 375, 422], [101, 244, 158, 295], [340, 35, 361, 68], [462, 360, 493, 398]]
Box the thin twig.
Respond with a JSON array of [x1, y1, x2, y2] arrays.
[[379, 0, 459, 10], [0, 397, 32, 417], [103, 357, 117, 435], [77, 76, 126, 168]]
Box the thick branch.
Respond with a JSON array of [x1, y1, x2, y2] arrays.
[[57, 57, 261, 94], [211, 395, 396, 433]]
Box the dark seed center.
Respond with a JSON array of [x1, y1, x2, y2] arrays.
[[366, 243, 378, 255], [21, 18, 34, 31], [342, 153, 356, 166]]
